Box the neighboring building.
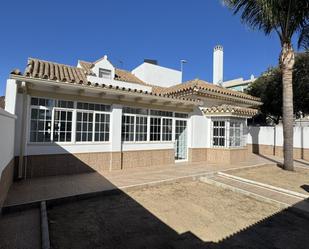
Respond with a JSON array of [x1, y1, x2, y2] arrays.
[[132, 59, 182, 87], [4, 55, 261, 179], [0, 96, 4, 109], [212, 45, 256, 92], [222, 75, 256, 92]]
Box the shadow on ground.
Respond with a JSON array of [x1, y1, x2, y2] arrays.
[[2, 143, 309, 249], [45, 151, 309, 249], [47, 189, 309, 249]]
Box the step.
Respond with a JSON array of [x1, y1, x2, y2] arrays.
[[201, 175, 309, 214]]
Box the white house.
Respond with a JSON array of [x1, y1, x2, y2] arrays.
[[3, 54, 261, 179]]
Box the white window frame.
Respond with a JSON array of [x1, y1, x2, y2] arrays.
[[211, 117, 246, 148], [122, 113, 149, 143], [29, 105, 53, 143], [75, 109, 110, 144], [93, 112, 110, 143], [53, 107, 74, 143], [28, 97, 111, 145], [121, 108, 189, 144], [98, 68, 112, 79]]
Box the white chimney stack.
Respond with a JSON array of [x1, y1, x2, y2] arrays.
[[213, 45, 223, 85]]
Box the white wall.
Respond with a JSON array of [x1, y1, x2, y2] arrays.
[[189, 107, 208, 148], [132, 62, 181, 87], [247, 126, 309, 149], [0, 109, 16, 175], [5, 79, 17, 114]]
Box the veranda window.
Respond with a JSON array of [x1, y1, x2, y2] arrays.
[[76, 112, 93, 142], [150, 117, 161, 141], [213, 120, 226, 147], [95, 113, 110, 142], [211, 118, 245, 148], [229, 121, 242, 147], [162, 118, 173, 141], [122, 107, 148, 142], [53, 110, 73, 142], [30, 108, 52, 142], [122, 115, 135, 141], [29, 97, 110, 143]]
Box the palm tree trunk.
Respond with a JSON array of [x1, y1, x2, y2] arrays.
[[280, 43, 295, 171]]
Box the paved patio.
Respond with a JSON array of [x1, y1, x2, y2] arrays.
[[4, 154, 273, 208]]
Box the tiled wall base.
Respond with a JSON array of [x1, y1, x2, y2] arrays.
[[0, 159, 14, 211], [21, 149, 174, 178], [248, 144, 309, 161], [206, 148, 248, 164], [122, 150, 174, 169], [188, 147, 248, 164], [188, 148, 207, 163]]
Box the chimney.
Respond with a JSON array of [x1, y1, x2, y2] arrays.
[[213, 45, 223, 85]]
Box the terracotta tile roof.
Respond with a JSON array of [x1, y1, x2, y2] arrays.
[[78, 60, 147, 86], [114, 68, 146, 85], [154, 78, 261, 103], [0, 96, 5, 109], [25, 58, 88, 84], [202, 104, 258, 117], [11, 58, 199, 104]]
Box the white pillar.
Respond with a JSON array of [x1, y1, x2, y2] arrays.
[[110, 104, 122, 152], [5, 79, 18, 114]]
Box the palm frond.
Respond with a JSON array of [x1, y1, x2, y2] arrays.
[[224, 0, 309, 46], [298, 24, 309, 50]]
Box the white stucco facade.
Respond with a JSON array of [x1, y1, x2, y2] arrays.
[[132, 62, 182, 87], [0, 109, 16, 176]]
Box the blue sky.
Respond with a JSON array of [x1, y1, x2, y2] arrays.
[[0, 0, 293, 96]]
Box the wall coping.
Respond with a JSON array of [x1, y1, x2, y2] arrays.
[[0, 108, 17, 119]]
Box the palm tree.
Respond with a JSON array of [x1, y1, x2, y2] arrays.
[[224, 0, 309, 171]]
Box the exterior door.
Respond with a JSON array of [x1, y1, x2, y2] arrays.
[[175, 119, 187, 160]]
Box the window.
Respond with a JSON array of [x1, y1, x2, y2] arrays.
[[150, 110, 173, 117], [123, 107, 148, 115], [77, 102, 110, 112], [30, 108, 52, 142], [213, 120, 225, 147], [150, 117, 161, 141], [122, 115, 135, 141], [29, 97, 110, 144], [230, 121, 242, 147], [98, 68, 112, 79], [76, 112, 93, 142], [122, 107, 148, 142], [55, 100, 74, 109], [162, 118, 172, 141], [53, 110, 73, 142], [76, 102, 111, 142], [135, 116, 148, 141], [95, 113, 110, 142], [174, 113, 188, 118]]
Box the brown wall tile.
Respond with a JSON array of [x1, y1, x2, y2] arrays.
[[0, 159, 14, 211]]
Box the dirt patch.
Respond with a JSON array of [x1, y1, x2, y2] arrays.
[[227, 165, 309, 195], [48, 181, 309, 249], [0, 208, 41, 249]]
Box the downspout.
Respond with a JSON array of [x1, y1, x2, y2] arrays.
[[18, 82, 28, 179]]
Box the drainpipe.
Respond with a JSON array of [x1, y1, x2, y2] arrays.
[[18, 82, 28, 179]]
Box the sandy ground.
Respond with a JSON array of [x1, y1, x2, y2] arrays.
[[228, 165, 309, 194], [48, 181, 309, 249], [0, 208, 41, 249]]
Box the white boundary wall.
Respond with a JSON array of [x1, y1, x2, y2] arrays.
[[247, 126, 309, 149], [0, 108, 16, 176]]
